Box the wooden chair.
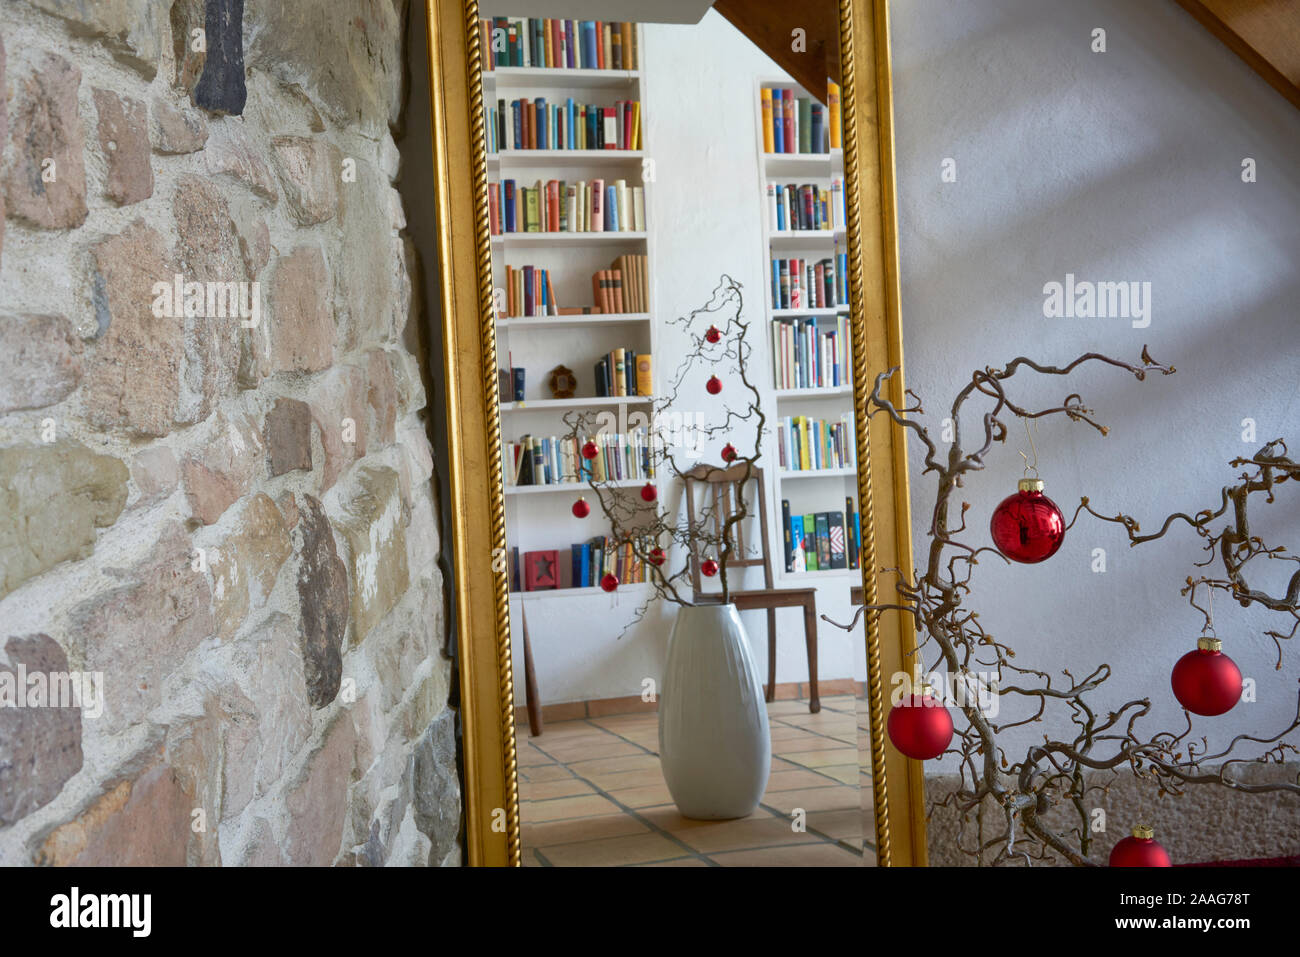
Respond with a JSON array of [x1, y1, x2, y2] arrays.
[[682, 463, 820, 713]]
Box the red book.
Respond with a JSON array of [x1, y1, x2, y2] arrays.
[[524, 550, 559, 591], [602, 107, 617, 150], [546, 180, 560, 232], [488, 185, 500, 235], [782, 88, 795, 153], [814, 262, 825, 307], [595, 20, 605, 69]]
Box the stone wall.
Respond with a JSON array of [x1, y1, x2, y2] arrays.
[[0, 0, 461, 866]]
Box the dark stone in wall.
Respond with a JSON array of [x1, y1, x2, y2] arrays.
[[294, 495, 347, 709], [410, 709, 462, 864], [194, 0, 247, 116], [0, 635, 84, 826]]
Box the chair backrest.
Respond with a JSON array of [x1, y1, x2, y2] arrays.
[[681, 462, 774, 597]]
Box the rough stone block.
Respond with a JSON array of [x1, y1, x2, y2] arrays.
[[180, 412, 263, 526], [84, 221, 183, 436], [151, 97, 208, 154], [209, 492, 291, 640], [92, 88, 152, 205], [282, 711, 356, 866], [294, 495, 347, 708], [0, 443, 127, 598], [265, 397, 312, 476], [193, 0, 247, 116], [0, 634, 84, 826], [333, 466, 408, 645], [2, 52, 87, 229], [0, 313, 83, 413], [270, 135, 339, 225], [267, 245, 334, 373], [66, 522, 213, 733], [25, 0, 168, 79]]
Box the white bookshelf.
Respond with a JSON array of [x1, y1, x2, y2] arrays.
[[754, 77, 859, 583], [484, 19, 656, 601]]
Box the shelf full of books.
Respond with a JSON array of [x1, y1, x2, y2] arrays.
[[757, 77, 858, 580], [486, 15, 654, 605]]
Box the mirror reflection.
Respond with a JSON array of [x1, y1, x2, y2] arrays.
[[479, 4, 874, 866]]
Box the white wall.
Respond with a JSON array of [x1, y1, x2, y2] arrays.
[[888, 0, 1300, 764], [510, 10, 865, 705]]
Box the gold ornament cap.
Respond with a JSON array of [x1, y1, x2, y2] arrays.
[[1132, 824, 1154, 840], [1018, 477, 1045, 493], [1197, 636, 1222, 652]]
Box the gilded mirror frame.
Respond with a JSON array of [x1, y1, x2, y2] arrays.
[[422, 0, 923, 866]]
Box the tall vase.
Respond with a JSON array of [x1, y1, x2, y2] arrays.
[[658, 603, 771, 819]]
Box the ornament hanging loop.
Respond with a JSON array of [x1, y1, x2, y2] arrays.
[[1018, 417, 1040, 479], [1189, 579, 1218, 640]]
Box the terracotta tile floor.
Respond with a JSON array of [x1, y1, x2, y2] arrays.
[[519, 694, 876, 866]]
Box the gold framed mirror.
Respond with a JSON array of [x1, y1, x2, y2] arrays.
[[422, 0, 921, 866]]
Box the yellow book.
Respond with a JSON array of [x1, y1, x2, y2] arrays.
[[630, 102, 641, 150], [799, 416, 811, 471], [760, 87, 774, 153], [827, 80, 842, 150], [635, 354, 653, 396]]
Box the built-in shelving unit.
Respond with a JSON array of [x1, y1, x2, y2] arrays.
[[755, 78, 859, 581], [484, 17, 655, 599]]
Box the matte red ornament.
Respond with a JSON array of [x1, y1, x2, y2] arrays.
[[990, 478, 1065, 563], [1171, 637, 1242, 716], [721, 443, 738, 462], [1109, 825, 1172, 867], [700, 557, 719, 577], [705, 375, 723, 395], [648, 547, 666, 566], [640, 482, 657, 502], [704, 325, 722, 344], [571, 497, 590, 519], [886, 689, 954, 760], [581, 440, 599, 460], [600, 573, 619, 593]]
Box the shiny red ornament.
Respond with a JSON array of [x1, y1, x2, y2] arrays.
[[886, 688, 954, 760], [1109, 825, 1172, 867], [721, 443, 738, 462], [648, 547, 666, 566], [990, 478, 1065, 563], [640, 482, 657, 502], [600, 573, 619, 593], [704, 325, 722, 344], [571, 497, 590, 519], [581, 440, 599, 460], [706, 375, 723, 395], [700, 557, 719, 577], [1171, 637, 1242, 716]]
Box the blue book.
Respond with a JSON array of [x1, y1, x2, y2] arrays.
[[512, 100, 522, 150], [771, 261, 781, 310], [566, 98, 576, 149], [811, 103, 825, 154], [535, 98, 547, 150], [775, 184, 786, 230], [581, 21, 597, 69], [790, 514, 806, 570], [565, 21, 576, 68], [605, 185, 618, 230]]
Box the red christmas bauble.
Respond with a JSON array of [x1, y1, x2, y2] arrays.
[[706, 375, 723, 395], [1109, 825, 1172, 867], [581, 441, 599, 460], [571, 497, 590, 518], [721, 443, 738, 462], [700, 557, 719, 577], [640, 482, 657, 502], [1171, 638, 1242, 716], [990, 478, 1065, 563], [886, 690, 954, 760], [600, 572, 619, 592], [705, 325, 722, 344], [648, 547, 666, 566]]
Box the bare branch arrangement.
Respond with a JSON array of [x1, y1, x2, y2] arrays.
[[835, 348, 1300, 865], [562, 275, 765, 613]]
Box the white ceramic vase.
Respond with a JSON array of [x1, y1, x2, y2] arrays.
[[658, 603, 771, 819]]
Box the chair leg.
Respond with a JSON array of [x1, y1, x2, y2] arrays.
[[803, 599, 820, 713], [765, 607, 777, 702]]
